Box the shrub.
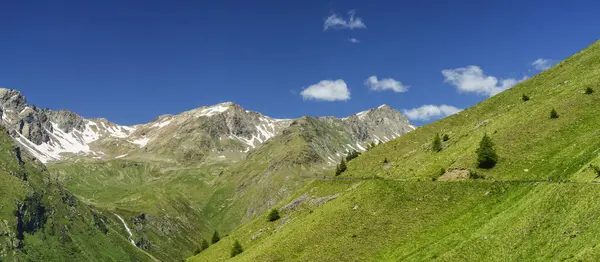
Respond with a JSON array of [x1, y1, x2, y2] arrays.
[[267, 209, 280, 222], [585, 87, 594, 94], [469, 170, 483, 179], [194, 239, 209, 255], [439, 167, 446, 177], [431, 133, 442, 152], [442, 134, 449, 142], [383, 158, 388, 164], [476, 134, 498, 169], [591, 165, 600, 178], [522, 94, 530, 101], [230, 240, 243, 257], [211, 231, 220, 244], [550, 108, 559, 119]]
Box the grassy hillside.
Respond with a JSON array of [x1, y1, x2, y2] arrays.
[[189, 180, 600, 262], [189, 41, 600, 261], [0, 129, 152, 261], [50, 159, 226, 261], [344, 41, 600, 182]]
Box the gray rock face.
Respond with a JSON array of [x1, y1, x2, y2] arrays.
[[0, 88, 86, 146], [0, 88, 416, 164]]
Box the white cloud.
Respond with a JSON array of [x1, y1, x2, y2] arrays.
[[348, 38, 360, 43], [403, 105, 462, 121], [532, 58, 552, 71], [301, 79, 350, 101], [324, 10, 366, 31], [364, 76, 408, 93], [442, 65, 526, 97]]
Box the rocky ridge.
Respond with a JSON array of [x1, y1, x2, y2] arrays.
[[0, 88, 415, 164]]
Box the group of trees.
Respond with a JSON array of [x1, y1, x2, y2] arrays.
[[194, 209, 282, 257], [523, 87, 595, 120], [335, 149, 363, 176], [193, 230, 245, 258], [431, 131, 497, 169], [193, 231, 221, 255], [431, 133, 450, 152]]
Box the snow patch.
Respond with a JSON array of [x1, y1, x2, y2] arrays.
[[131, 137, 150, 147]]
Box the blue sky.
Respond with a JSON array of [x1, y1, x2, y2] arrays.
[[1, 0, 598, 126]]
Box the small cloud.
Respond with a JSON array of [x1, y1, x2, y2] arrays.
[[324, 10, 367, 31], [442, 65, 527, 97], [301, 79, 350, 101], [364, 76, 408, 93], [532, 58, 552, 71], [403, 105, 462, 121], [348, 38, 360, 43]]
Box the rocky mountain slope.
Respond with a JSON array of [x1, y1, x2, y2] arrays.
[[0, 88, 414, 165], [0, 126, 153, 261]]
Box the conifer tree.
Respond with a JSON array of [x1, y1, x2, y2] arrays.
[[585, 87, 594, 94], [476, 134, 498, 168], [267, 209, 280, 222], [522, 94, 530, 101], [231, 240, 243, 257], [550, 108, 559, 119], [211, 231, 220, 244], [432, 133, 442, 152], [194, 239, 209, 254]]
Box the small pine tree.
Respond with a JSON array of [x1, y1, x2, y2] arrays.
[[442, 134, 449, 142], [522, 94, 530, 101], [211, 231, 220, 244], [194, 239, 210, 255], [550, 108, 559, 119], [585, 87, 594, 95], [476, 134, 498, 169], [230, 240, 243, 257], [432, 133, 442, 152], [383, 158, 388, 164], [267, 209, 280, 222], [338, 159, 347, 173]]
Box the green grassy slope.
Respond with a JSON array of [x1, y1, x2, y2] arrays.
[[345, 41, 600, 182], [189, 41, 600, 261], [190, 180, 600, 262], [0, 129, 152, 261], [50, 159, 226, 261]]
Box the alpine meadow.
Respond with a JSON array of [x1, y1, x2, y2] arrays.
[[2, 1, 600, 261]]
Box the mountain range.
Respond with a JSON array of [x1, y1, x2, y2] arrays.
[[0, 89, 414, 165], [0, 88, 416, 261]]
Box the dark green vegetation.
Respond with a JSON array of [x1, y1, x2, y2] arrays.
[[0, 130, 152, 261], [189, 41, 600, 261], [335, 159, 347, 176], [585, 87, 594, 94], [550, 108, 559, 119], [230, 240, 243, 257], [521, 93, 530, 101], [476, 134, 498, 169], [432, 133, 442, 152], [266, 209, 280, 222], [212, 231, 221, 244], [442, 134, 449, 142], [194, 239, 209, 255]]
